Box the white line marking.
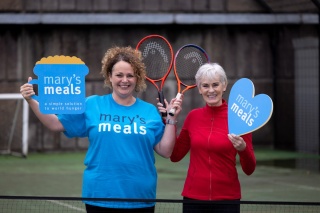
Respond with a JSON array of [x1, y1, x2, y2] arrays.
[[47, 200, 86, 212]]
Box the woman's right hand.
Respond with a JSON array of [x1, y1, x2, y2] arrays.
[[20, 77, 65, 132], [20, 77, 35, 101]]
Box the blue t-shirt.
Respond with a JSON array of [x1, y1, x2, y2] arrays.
[[57, 94, 165, 208]]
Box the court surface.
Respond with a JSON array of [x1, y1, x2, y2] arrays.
[[0, 148, 319, 203]]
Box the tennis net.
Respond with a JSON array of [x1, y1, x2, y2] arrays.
[[1, 196, 320, 212]]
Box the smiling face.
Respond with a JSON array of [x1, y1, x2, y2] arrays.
[[198, 74, 227, 107], [195, 63, 228, 107], [101, 46, 147, 93], [110, 61, 137, 99]]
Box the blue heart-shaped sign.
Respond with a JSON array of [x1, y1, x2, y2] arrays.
[[228, 78, 273, 136]]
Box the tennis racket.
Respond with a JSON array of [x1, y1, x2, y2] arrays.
[[136, 35, 174, 117], [169, 44, 210, 116]]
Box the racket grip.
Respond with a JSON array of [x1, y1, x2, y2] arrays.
[[158, 91, 167, 117], [168, 93, 181, 116]]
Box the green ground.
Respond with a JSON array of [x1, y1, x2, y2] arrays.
[[0, 148, 319, 203]]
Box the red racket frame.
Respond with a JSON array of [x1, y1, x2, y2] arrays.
[[136, 35, 174, 117]]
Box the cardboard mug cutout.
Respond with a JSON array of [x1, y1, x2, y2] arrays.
[[30, 56, 89, 114], [228, 78, 273, 136]]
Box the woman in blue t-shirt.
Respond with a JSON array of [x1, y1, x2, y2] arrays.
[[20, 46, 183, 213]]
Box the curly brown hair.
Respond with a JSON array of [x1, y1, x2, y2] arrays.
[[100, 46, 147, 92]]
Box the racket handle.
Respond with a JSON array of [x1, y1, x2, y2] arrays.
[[158, 91, 167, 118], [168, 93, 181, 116]]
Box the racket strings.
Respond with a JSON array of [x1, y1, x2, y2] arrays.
[[184, 51, 206, 66], [142, 42, 169, 64], [175, 47, 207, 86], [176, 63, 197, 86], [139, 39, 172, 80]]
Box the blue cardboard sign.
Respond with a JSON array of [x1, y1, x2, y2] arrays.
[[228, 78, 273, 136], [30, 56, 89, 114]]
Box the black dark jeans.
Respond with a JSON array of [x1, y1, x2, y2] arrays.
[[85, 204, 155, 213], [183, 197, 240, 213]]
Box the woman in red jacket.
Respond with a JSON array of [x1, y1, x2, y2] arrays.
[[159, 63, 256, 213]]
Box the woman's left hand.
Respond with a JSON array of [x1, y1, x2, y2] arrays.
[[157, 99, 168, 115], [228, 134, 246, 151]]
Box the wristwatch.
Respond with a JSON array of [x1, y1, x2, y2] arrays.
[[166, 118, 177, 125]]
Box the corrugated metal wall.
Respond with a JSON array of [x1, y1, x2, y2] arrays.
[[0, 0, 319, 154], [293, 37, 319, 154]]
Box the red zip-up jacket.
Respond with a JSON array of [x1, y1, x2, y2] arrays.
[[171, 100, 256, 200]]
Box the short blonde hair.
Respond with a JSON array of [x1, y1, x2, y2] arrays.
[[195, 63, 228, 87], [100, 46, 147, 92]]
